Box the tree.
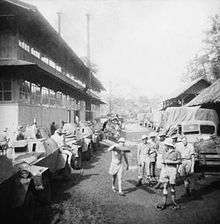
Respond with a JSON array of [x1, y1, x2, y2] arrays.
[[183, 15, 220, 82]]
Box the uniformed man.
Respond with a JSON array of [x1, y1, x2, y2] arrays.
[[177, 136, 195, 196], [108, 137, 129, 196], [157, 138, 181, 210], [148, 132, 158, 180], [154, 132, 166, 189], [136, 134, 150, 187]]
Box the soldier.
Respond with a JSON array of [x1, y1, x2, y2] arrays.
[[154, 132, 166, 189], [177, 136, 195, 196], [148, 132, 158, 180], [108, 137, 129, 196], [136, 134, 150, 187], [157, 138, 181, 210]]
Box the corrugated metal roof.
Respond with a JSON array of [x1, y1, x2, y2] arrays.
[[166, 77, 210, 100], [187, 79, 220, 106]]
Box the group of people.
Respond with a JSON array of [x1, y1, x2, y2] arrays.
[[108, 132, 195, 210]]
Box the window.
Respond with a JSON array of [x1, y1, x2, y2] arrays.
[[31, 84, 41, 105], [20, 81, 30, 100], [0, 80, 12, 101], [48, 60, 56, 69], [42, 87, 49, 105], [183, 124, 199, 135], [31, 48, 40, 58], [18, 40, 30, 52], [200, 125, 215, 134], [55, 65, 62, 72], [41, 56, 49, 64], [56, 92, 62, 106], [49, 89, 56, 106]]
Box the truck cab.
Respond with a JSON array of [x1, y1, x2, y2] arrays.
[[177, 120, 220, 174], [178, 120, 217, 143]]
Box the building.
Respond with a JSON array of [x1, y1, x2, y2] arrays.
[[162, 77, 210, 110], [0, 0, 105, 132]]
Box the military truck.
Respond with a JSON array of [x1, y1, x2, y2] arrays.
[[162, 106, 220, 175]]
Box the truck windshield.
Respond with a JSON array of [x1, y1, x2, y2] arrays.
[[182, 124, 199, 135], [200, 125, 215, 134]]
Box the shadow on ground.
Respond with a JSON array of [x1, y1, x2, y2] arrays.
[[1, 144, 108, 224]]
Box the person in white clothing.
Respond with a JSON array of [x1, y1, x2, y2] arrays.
[[136, 135, 150, 186], [177, 136, 195, 196], [108, 137, 129, 196]]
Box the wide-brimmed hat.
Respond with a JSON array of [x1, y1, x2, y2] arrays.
[[149, 132, 156, 138], [171, 134, 179, 139], [17, 126, 24, 131], [164, 138, 175, 148], [158, 132, 166, 137], [141, 134, 148, 140], [56, 128, 65, 135], [118, 137, 125, 143]]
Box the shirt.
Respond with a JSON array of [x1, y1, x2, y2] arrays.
[[108, 144, 125, 165], [177, 142, 195, 160], [111, 150, 124, 165], [158, 142, 165, 154], [137, 143, 149, 163], [162, 148, 181, 165], [148, 140, 158, 162]]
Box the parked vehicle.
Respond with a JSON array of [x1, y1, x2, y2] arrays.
[[79, 123, 94, 161], [162, 106, 220, 175], [62, 122, 95, 167], [1, 126, 72, 208]]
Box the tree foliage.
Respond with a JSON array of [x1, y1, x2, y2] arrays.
[[183, 15, 220, 82]]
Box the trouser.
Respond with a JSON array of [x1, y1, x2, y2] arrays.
[[149, 161, 156, 177], [138, 161, 150, 180], [112, 165, 123, 192]]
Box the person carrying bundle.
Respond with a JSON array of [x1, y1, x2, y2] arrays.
[[108, 137, 129, 196]]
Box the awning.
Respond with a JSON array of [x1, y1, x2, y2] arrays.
[[165, 77, 210, 100], [187, 79, 220, 106]]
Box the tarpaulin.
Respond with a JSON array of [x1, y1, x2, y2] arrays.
[[161, 106, 219, 131]]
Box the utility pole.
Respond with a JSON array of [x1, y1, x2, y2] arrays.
[[109, 81, 113, 114], [57, 12, 62, 35], [86, 13, 92, 90], [86, 14, 92, 121]]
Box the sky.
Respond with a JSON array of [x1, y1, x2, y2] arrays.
[[23, 0, 220, 99]]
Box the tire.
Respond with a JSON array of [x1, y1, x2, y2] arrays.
[[72, 150, 82, 169], [85, 144, 92, 161]]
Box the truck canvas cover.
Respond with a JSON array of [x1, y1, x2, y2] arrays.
[[161, 106, 219, 131]]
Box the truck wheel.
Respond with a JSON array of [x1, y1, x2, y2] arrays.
[[72, 150, 82, 169], [86, 144, 92, 161]]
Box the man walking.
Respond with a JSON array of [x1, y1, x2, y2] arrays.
[[157, 138, 181, 210], [108, 137, 129, 196], [136, 135, 150, 187], [177, 136, 195, 197], [148, 132, 158, 180], [154, 132, 166, 189]]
